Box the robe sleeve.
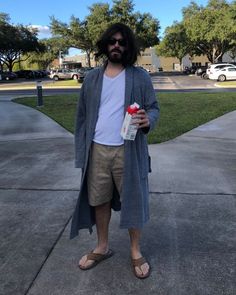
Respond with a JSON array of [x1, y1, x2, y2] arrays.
[[142, 73, 160, 134]]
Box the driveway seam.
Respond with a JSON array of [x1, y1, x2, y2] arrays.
[[150, 191, 236, 196]]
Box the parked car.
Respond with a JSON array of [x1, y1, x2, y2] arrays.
[[183, 66, 198, 75], [14, 70, 36, 79], [206, 63, 236, 79], [77, 67, 94, 76], [136, 66, 148, 72], [0, 71, 18, 80], [208, 66, 236, 81], [195, 66, 208, 78], [49, 69, 84, 82], [39, 70, 50, 77], [14, 70, 30, 78]]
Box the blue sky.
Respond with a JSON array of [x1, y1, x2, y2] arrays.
[[0, 0, 209, 55]]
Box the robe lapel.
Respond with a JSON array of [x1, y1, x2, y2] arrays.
[[91, 67, 105, 131], [124, 66, 134, 114]]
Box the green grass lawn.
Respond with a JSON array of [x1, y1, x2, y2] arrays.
[[13, 92, 236, 144], [44, 80, 82, 87], [215, 81, 236, 87]]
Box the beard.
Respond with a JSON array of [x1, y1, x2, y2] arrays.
[[107, 48, 125, 64]]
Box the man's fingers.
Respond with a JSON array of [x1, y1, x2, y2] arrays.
[[132, 110, 150, 128]]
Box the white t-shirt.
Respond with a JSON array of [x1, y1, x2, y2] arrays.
[[93, 69, 125, 145]]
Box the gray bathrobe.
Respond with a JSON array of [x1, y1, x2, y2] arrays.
[[70, 65, 159, 239]]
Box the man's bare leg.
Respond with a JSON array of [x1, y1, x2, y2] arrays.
[[79, 201, 111, 268], [128, 228, 150, 277]]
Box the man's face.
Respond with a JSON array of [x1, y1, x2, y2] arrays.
[[107, 32, 127, 64]]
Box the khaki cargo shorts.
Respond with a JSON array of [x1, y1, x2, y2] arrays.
[[87, 142, 124, 206]]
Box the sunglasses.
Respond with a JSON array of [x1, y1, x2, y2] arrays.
[[108, 38, 127, 47]]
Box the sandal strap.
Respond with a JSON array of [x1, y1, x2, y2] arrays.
[[132, 257, 147, 267], [87, 252, 105, 261]]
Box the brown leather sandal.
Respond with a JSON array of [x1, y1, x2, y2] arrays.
[[131, 257, 151, 279], [78, 249, 114, 270]]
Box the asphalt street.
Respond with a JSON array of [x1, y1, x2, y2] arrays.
[[1, 72, 236, 95], [0, 78, 236, 295]]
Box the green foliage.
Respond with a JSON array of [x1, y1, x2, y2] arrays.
[[49, 0, 160, 65], [27, 37, 68, 69], [112, 0, 135, 25], [0, 14, 43, 71], [111, 0, 160, 50], [133, 12, 159, 50], [0, 13, 10, 23], [156, 22, 192, 64], [182, 0, 236, 63], [86, 3, 112, 45], [50, 15, 94, 66], [158, 0, 236, 64]]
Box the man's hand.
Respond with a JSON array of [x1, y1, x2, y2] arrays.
[[132, 109, 150, 129]]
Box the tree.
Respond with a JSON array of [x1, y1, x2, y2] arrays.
[[50, 0, 160, 66], [111, 0, 136, 26], [111, 0, 159, 50], [155, 22, 194, 67], [27, 38, 68, 69], [0, 13, 9, 70], [0, 15, 43, 71], [50, 15, 95, 67], [85, 3, 112, 65], [86, 3, 112, 46], [183, 0, 236, 63]]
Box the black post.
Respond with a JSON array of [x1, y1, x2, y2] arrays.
[[36, 81, 43, 107]]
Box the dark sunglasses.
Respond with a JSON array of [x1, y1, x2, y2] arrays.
[[108, 38, 127, 47]]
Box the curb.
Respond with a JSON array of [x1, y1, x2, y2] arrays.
[[0, 85, 82, 91]]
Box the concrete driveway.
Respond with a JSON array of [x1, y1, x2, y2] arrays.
[[0, 94, 235, 295], [151, 72, 216, 90]]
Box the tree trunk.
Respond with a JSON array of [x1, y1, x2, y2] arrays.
[[86, 50, 91, 67], [8, 62, 13, 72], [215, 54, 223, 63]]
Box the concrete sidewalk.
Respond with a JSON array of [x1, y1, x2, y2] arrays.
[[0, 95, 235, 295]]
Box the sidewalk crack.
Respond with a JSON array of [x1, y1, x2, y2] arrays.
[[24, 215, 73, 295]]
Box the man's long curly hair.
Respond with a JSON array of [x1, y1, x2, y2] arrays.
[[95, 23, 139, 67]]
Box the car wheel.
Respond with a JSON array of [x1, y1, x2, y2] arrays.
[[218, 75, 226, 82], [53, 76, 59, 81], [201, 73, 208, 79], [72, 75, 78, 80]]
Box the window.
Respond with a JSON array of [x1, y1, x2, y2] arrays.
[[192, 62, 201, 67]]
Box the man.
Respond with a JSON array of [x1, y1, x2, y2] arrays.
[[70, 23, 159, 279]]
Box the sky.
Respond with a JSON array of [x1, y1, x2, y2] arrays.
[[0, 0, 209, 56]]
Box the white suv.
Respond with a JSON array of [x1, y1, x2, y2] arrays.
[[49, 69, 84, 81], [206, 63, 236, 79]]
